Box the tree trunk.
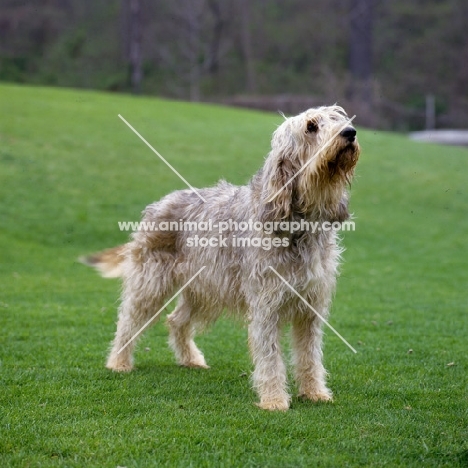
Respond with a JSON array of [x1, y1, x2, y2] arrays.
[[239, 0, 256, 93], [128, 0, 142, 94], [186, 1, 202, 101], [349, 0, 373, 103]]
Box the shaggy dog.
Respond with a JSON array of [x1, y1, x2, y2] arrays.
[[82, 106, 360, 411]]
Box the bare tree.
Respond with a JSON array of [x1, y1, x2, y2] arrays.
[[186, 0, 204, 101], [156, 0, 233, 100], [348, 0, 373, 103], [122, 0, 142, 94], [239, 0, 256, 93], [206, 0, 224, 75]]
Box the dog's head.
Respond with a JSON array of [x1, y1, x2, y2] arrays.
[[259, 106, 360, 221]]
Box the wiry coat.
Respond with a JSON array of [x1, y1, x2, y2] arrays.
[[83, 106, 360, 410]]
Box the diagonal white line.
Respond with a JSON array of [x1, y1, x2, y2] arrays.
[[118, 114, 207, 203], [117, 266, 206, 355], [268, 266, 357, 353], [266, 115, 356, 203]]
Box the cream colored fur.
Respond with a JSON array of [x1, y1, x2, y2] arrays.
[[83, 106, 360, 411]]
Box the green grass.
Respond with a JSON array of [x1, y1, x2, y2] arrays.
[[0, 83, 467, 467]]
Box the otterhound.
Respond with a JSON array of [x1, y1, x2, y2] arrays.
[[82, 106, 360, 411]]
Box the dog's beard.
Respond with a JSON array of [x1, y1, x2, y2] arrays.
[[325, 143, 359, 183]]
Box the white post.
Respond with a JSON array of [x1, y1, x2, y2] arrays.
[[426, 94, 435, 130]]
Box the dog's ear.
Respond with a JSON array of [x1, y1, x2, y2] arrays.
[[258, 118, 305, 222], [259, 152, 297, 223]]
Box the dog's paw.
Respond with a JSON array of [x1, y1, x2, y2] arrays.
[[179, 352, 209, 369], [106, 357, 134, 372], [106, 364, 134, 372], [182, 361, 210, 369], [298, 390, 333, 403], [257, 399, 290, 411]]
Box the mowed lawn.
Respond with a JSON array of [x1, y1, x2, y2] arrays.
[[0, 84, 467, 467]]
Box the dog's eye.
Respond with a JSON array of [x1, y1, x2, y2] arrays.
[[306, 121, 318, 133]]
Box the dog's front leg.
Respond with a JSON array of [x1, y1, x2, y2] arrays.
[[248, 311, 290, 411], [291, 313, 333, 402]]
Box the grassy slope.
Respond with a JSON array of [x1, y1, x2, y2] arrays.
[[0, 84, 467, 467]]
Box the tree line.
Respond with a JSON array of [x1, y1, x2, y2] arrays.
[[1, 0, 467, 129]]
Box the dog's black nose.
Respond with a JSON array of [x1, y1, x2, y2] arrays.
[[340, 127, 357, 142]]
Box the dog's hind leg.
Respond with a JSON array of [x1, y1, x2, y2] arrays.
[[106, 292, 167, 372], [106, 256, 175, 372], [167, 295, 209, 369]]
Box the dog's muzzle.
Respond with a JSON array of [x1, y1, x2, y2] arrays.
[[340, 127, 357, 143]]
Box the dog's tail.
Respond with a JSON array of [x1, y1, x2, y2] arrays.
[[79, 245, 127, 278]]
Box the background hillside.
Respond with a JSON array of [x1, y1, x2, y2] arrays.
[[1, 0, 468, 130]]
